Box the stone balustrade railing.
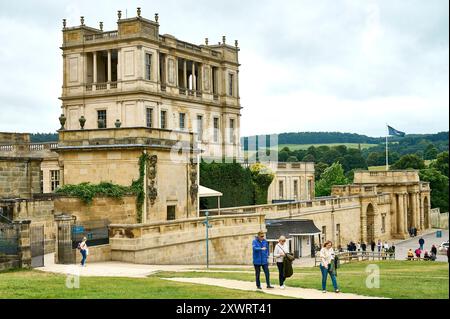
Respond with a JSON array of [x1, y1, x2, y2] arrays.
[[200, 195, 363, 219], [109, 212, 265, 239], [0, 142, 58, 154]]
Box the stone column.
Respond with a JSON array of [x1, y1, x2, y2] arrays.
[[107, 50, 112, 83], [390, 193, 397, 234], [419, 195, 424, 231], [414, 192, 420, 230], [14, 220, 32, 268], [403, 194, 408, 234], [397, 193, 405, 235], [54, 214, 76, 264], [93, 51, 98, 86], [183, 60, 187, 89], [410, 193, 417, 229], [192, 62, 196, 91]]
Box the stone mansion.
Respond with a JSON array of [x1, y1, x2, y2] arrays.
[[0, 9, 433, 267]]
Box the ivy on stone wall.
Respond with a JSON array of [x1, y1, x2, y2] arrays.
[[131, 152, 150, 223], [55, 182, 133, 204]]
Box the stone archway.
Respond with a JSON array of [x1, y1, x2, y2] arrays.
[[423, 196, 430, 229], [366, 203, 375, 243]]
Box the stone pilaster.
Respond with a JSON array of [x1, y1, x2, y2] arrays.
[[54, 214, 76, 264], [13, 219, 32, 268]]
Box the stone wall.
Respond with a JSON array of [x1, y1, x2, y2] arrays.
[[109, 213, 265, 265], [431, 208, 449, 229], [0, 157, 42, 199], [74, 244, 111, 263], [0, 132, 30, 144], [53, 195, 137, 224], [11, 197, 55, 254]]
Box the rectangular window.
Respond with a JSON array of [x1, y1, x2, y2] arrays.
[[50, 170, 60, 192], [213, 117, 219, 142], [160, 110, 167, 129], [322, 226, 327, 243], [228, 73, 234, 96], [145, 53, 152, 80], [293, 180, 298, 199], [97, 110, 107, 128], [229, 119, 235, 143], [381, 215, 386, 233], [146, 108, 153, 128], [279, 180, 284, 199], [179, 113, 186, 130], [167, 205, 176, 221], [197, 115, 203, 141]]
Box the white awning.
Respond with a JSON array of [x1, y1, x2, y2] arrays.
[[199, 185, 223, 198]]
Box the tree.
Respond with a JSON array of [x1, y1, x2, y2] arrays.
[[419, 168, 449, 213], [430, 151, 449, 177], [302, 153, 315, 162], [287, 156, 298, 162], [315, 162, 329, 181], [278, 150, 289, 162], [391, 154, 425, 170], [315, 162, 349, 197], [250, 163, 275, 205], [367, 152, 383, 166], [424, 144, 439, 160]]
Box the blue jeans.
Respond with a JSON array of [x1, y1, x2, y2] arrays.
[[320, 265, 338, 291], [80, 250, 87, 266], [254, 264, 270, 288]]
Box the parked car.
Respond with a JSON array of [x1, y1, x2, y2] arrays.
[[438, 241, 449, 255]]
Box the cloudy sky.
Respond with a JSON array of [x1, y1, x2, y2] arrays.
[[0, 0, 448, 137]]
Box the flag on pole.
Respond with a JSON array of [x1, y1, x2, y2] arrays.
[[387, 125, 406, 137]]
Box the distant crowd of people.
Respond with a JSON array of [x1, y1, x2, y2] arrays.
[[333, 239, 396, 255]]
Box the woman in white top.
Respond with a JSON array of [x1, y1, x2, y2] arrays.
[[274, 235, 289, 289], [319, 240, 340, 293]]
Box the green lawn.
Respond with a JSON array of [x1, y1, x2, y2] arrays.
[[0, 261, 447, 299], [0, 269, 283, 299], [155, 261, 449, 299]]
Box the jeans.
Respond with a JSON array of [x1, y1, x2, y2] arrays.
[[80, 249, 87, 266], [320, 265, 338, 291], [254, 264, 270, 288], [276, 262, 285, 286]]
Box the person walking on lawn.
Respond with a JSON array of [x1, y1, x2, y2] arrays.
[[274, 235, 289, 289], [319, 240, 340, 293], [252, 231, 274, 290]]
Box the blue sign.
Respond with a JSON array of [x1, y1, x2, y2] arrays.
[[72, 226, 85, 234]]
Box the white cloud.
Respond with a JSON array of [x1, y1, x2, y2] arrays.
[[0, 0, 448, 136]]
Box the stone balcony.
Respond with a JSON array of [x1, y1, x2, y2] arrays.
[[0, 142, 58, 159]]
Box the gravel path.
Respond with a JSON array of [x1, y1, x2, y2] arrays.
[[163, 277, 387, 299]]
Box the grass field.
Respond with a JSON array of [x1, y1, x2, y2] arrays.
[[156, 261, 449, 299], [0, 261, 447, 299], [0, 269, 282, 299]]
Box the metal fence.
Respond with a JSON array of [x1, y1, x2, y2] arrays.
[[71, 220, 110, 249], [0, 223, 18, 256]]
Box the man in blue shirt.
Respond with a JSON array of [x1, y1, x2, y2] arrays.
[[252, 231, 274, 289]]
